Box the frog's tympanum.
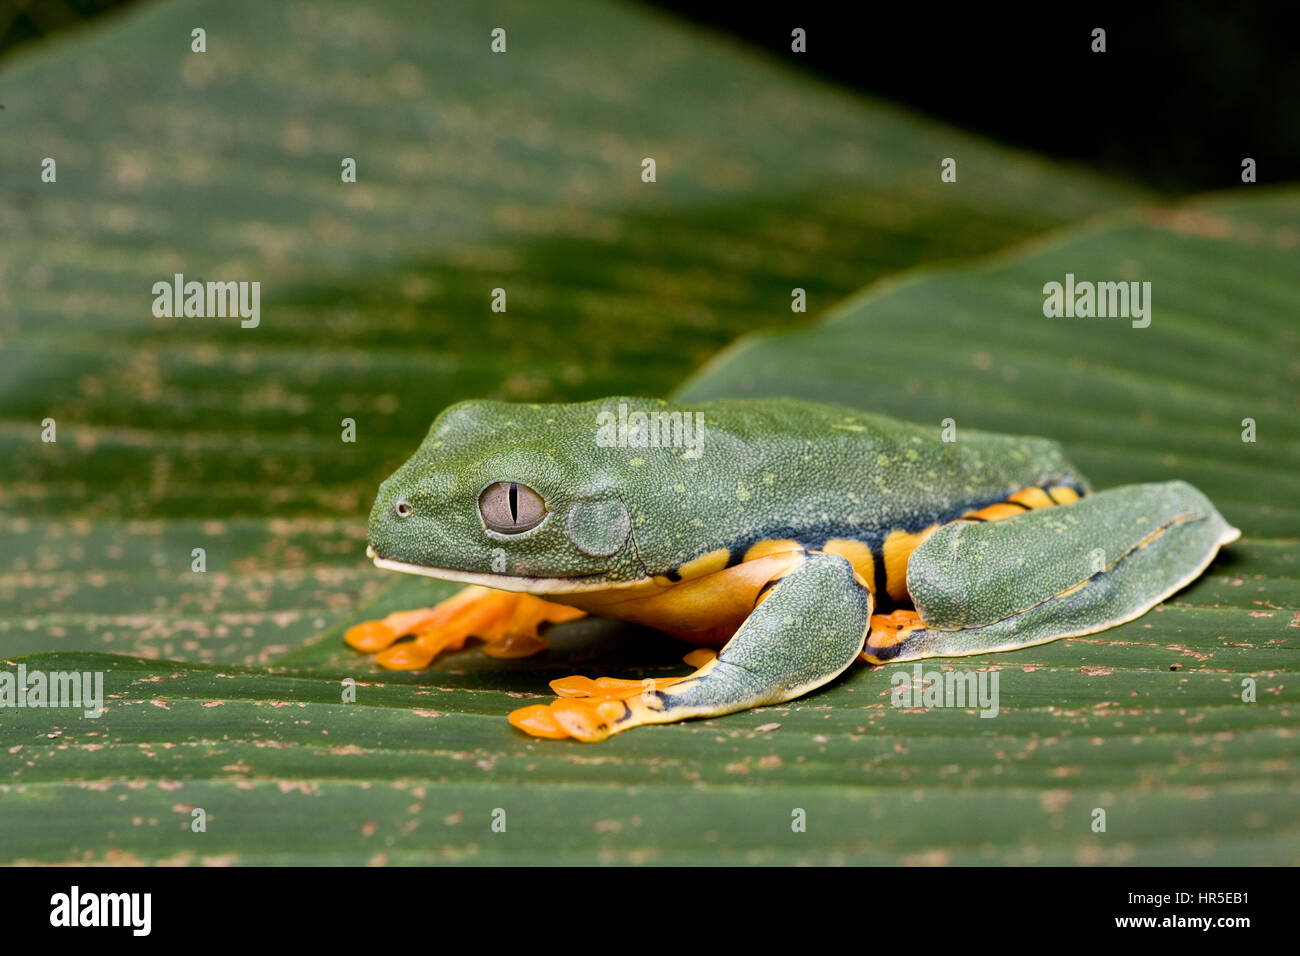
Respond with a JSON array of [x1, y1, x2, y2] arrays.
[[346, 397, 1237, 741]]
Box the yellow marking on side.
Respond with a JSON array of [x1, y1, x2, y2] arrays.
[[959, 484, 1083, 526], [743, 538, 802, 562], [965, 502, 1032, 522], [882, 525, 939, 602], [1008, 487, 1055, 509], [822, 538, 876, 594], [1047, 485, 1080, 504], [661, 547, 731, 585]]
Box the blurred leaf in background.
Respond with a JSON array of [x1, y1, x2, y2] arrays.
[[8, 1, 1298, 195]]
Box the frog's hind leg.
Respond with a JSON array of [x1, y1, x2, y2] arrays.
[[510, 550, 872, 741], [877, 480, 1086, 603], [345, 586, 585, 669], [862, 481, 1238, 664]]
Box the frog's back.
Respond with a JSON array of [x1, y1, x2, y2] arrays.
[[629, 397, 1088, 597]]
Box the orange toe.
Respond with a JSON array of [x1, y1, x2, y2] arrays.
[[373, 640, 439, 670], [549, 675, 606, 698], [345, 620, 401, 652], [549, 674, 686, 701], [862, 609, 925, 663], [482, 632, 550, 659], [549, 698, 622, 742], [345, 607, 448, 652], [508, 704, 571, 739]]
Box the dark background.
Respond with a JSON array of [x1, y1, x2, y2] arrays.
[[654, 0, 1297, 194], [2, 0, 1295, 193]]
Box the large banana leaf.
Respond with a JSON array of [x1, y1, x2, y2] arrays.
[[3, 0, 1293, 865]]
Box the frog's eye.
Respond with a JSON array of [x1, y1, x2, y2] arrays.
[[479, 481, 546, 534]]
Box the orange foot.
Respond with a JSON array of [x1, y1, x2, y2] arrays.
[[861, 608, 925, 664], [508, 648, 718, 742], [344, 585, 585, 670]]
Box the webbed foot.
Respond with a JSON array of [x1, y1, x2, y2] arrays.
[[345, 586, 585, 669], [508, 649, 718, 741], [509, 550, 871, 741]]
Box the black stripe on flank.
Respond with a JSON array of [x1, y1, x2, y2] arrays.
[[1002, 498, 1032, 510], [872, 545, 888, 600]]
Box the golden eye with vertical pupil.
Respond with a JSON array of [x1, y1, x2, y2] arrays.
[[479, 481, 546, 533]]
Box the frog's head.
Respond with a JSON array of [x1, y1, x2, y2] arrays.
[[366, 398, 658, 592]]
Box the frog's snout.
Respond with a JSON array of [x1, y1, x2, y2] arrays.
[[365, 494, 414, 564]]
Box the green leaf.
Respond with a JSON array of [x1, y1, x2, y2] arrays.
[[4, 0, 1291, 865]]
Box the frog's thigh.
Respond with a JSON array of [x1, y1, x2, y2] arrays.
[[864, 481, 1239, 663], [510, 551, 872, 741]]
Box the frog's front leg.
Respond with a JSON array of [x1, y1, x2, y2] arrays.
[[510, 551, 872, 741], [863, 481, 1238, 664], [345, 586, 585, 669]]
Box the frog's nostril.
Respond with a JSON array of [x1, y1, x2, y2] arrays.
[[394, 498, 412, 518]]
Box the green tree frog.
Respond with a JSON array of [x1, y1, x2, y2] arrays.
[[347, 397, 1237, 742]]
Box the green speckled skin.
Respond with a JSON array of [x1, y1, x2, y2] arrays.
[[638, 551, 872, 728], [368, 395, 1085, 584]]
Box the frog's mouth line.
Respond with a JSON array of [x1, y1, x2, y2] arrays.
[[366, 546, 654, 595]]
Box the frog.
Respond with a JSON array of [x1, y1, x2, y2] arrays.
[[346, 396, 1238, 742]]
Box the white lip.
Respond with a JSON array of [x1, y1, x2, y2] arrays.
[[368, 552, 653, 596]]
